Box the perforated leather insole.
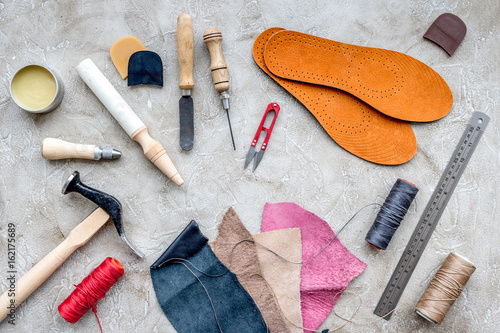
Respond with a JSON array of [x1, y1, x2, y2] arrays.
[[253, 28, 417, 165], [264, 30, 453, 122]]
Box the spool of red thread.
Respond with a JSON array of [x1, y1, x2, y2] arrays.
[[58, 257, 124, 325]]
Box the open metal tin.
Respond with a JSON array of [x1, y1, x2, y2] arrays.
[[10, 64, 64, 113]]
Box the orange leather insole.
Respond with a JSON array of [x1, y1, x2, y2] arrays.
[[264, 30, 453, 122], [253, 28, 417, 165]]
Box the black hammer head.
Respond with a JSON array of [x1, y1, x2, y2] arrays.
[[62, 171, 143, 257]]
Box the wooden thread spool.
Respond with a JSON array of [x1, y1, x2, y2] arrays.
[[415, 252, 475, 324]]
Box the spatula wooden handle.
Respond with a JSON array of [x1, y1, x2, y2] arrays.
[[0, 208, 109, 322], [177, 14, 194, 91]]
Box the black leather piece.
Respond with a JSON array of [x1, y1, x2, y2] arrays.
[[128, 51, 163, 86], [151, 220, 207, 269], [150, 244, 268, 333], [179, 96, 194, 151]]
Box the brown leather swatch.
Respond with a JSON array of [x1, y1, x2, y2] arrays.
[[264, 30, 453, 122], [424, 13, 467, 56], [253, 28, 417, 165], [253, 229, 303, 333], [210, 208, 290, 333]]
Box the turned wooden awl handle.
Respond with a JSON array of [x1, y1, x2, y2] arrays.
[[131, 126, 184, 185], [41, 138, 95, 160], [177, 14, 194, 91], [203, 27, 229, 92]]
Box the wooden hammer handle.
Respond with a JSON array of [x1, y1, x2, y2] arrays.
[[0, 209, 109, 322], [0, 238, 74, 321], [41, 138, 95, 160]]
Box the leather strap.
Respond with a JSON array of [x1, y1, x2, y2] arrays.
[[253, 28, 416, 165], [263, 30, 453, 122]]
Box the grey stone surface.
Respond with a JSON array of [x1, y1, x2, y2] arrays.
[[0, 0, 498, 332]]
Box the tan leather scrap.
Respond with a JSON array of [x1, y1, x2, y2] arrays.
[[264, 30, 453, 122], [253, 28, 417, 165]]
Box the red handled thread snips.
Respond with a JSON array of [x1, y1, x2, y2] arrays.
[[244, 102, 280, 171]]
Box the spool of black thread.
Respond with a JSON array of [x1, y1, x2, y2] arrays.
[[365, 179, 418, 250]]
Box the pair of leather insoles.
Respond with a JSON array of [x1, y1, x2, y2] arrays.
[[253, 28, 454, 165]]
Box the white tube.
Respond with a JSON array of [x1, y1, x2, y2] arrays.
[[76, 58, 144, 136]]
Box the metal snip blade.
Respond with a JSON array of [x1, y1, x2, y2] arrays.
[[244, 146, 256, 169], [253, 150, 265, 171]]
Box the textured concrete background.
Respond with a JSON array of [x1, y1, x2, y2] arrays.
[[0, 0, 499, 332]]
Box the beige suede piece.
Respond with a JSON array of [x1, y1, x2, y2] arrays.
[[209, 207, 290, 333], [253, 228, 303, 333]]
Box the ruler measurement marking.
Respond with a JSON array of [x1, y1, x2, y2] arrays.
[[374, 112, 489, 319]]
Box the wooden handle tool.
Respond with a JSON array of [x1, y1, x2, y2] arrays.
[[177, 14, 194, 94], [76, 59, 184, 185], [0, 209, 110, 322], [203, 28, 235, 150], [203, 28, 229, 92], [41, 138, 121, 160], [177, 14, 195, 151]]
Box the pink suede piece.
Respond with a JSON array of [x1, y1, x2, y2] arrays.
[[261, 202, 367, 333]]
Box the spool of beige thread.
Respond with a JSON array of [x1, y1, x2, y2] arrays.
[[415, 252, 475, 324]]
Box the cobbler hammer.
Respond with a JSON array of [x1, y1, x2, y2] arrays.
[[0, 171, 142, 322]]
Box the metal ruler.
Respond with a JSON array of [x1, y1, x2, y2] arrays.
[[374, 111, 489, 320]]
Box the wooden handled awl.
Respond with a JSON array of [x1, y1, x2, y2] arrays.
[[76, 58, 184, 185], [41, 138, 121, 160], [203, 27, 236, 150], [0, 209, 109, 322]]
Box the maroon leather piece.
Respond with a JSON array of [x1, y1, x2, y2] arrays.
[[424, 13, 467, 56]]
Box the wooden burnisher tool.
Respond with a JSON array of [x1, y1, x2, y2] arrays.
[[76, 59, 183, 185]]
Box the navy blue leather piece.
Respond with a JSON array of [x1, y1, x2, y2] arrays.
[[151, 244, 268, 333], [151, 220, 207, 269], [127, 51, 163, 86]]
